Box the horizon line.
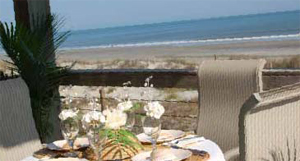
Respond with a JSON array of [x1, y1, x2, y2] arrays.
[[69, 9, 300, 33]]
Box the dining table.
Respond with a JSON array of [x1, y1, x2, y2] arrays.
[[21, 131, 225, 161]]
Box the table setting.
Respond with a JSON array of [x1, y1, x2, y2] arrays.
[[22, 131, 224, 161], [22, 78, 225, 161]]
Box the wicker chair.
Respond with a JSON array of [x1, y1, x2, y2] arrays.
[[0, 78, 42, 161], [239, 82, 300, 161], [196, 59, 266, 160]]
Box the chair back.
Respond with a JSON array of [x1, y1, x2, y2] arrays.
[[0, 78, 42, 161], [196, 59, 266, 153], [239, 82, 300, 161]]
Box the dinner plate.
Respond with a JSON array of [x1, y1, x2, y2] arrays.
[[132, 148, 192, 161], [46, 137, 89, 151], [137, 130, 185, 143], [44, 158, 88, 161]]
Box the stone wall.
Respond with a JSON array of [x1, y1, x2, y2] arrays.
[[60, 70, 300, 134], [60, 86, 199, 134]]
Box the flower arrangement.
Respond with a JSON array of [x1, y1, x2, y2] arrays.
[[82, 110, 106, 130], [143, 75, 165, 120], [144, 101, 165, 119], [59, 109, 78, 121], [103, 108, 127, 129], [59, 77, 166, 160], [81, 82, 144, 160]]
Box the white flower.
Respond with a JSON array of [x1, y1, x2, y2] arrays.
[[59, 109, 78, 121], [117, 101, 133, 111], [103, 109, 127, 129], [82, 110, 106, 129], [144, 101, 165, 119]]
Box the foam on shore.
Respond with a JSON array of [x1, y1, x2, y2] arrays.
[[59, 33, 300, 51]]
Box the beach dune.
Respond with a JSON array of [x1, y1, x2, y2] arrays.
[[57, 40, 300, 62]]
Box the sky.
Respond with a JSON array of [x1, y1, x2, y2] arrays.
[[0, 0, 299, 31]]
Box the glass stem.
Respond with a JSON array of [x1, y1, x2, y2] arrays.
[[150, 140, 157, 160], [68, 139, 74, 151], [152, 140, 157, 151], [67, 139, 77, 157], [93, 128, 102, 161]]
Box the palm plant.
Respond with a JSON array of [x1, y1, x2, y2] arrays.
[[262, 139, 298, 161], [0, 15, 71, 142]]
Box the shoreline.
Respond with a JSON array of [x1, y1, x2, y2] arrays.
[[56, 39, 300, 62], [1, 39, 300, 70]]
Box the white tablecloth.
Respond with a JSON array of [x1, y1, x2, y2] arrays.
[[193, 139, 225, 161], [21, 156, 39, 161], [21, 156, 88, 161], [21, 137, 225, 161]]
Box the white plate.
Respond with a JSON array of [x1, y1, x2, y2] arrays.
[[132, 148, 192, 161], [44, 158, 88, 161], [137, 130, 185, 143], [46, 138, 89, 151]]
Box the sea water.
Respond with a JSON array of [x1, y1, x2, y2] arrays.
[[60, 10, 300, 50], [1, 10, 300, 54]]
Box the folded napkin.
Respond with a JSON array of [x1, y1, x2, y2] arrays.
[[166, 135, 205, 149]]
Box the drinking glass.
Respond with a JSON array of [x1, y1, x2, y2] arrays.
[[125, 111, 135, 131], [142, 116, 161, 160], [61, 117, 80, 157], [86, 120, 106, 161]]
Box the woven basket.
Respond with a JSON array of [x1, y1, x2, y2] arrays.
[[101, 139, 141, 160]]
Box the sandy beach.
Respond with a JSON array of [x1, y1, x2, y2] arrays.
[[1, 39, 300, 71], [57, 40, 300, 62]]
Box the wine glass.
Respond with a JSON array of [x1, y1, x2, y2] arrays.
[[125, 111, 136, 131], [142, 116, 161, 160], [61, 117, 80, 157], [85, 119, 106, 161], [83, 97, 106, 161]]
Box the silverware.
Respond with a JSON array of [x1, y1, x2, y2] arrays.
[[174, 136, 199, 144]]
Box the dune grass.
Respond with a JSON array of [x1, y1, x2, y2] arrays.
[[268, 56, 300, 69], [3, 55, 300, 72]]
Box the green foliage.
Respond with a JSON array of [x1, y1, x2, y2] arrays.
[[128, 102, 143, 112], [0, 15, 71, 142], [102, 129, 143, 150]]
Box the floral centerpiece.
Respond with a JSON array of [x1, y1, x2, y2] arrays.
[[82, 99, 143, 160], [59, 77, 166, 161], [144, 101, 165, 119], [81, 109, 106, 161], [141, 76, 166, 160]]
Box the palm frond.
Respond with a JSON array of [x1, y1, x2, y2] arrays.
[[0, 15, 72, 142]]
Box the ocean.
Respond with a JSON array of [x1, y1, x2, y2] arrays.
[[1, 10, 300, 53], [62, 10, 300, 50]]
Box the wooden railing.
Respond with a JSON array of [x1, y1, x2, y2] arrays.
[[61, 69, 300, 90], [61, 69, 198, 88], [59, 68, 300, 132]]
